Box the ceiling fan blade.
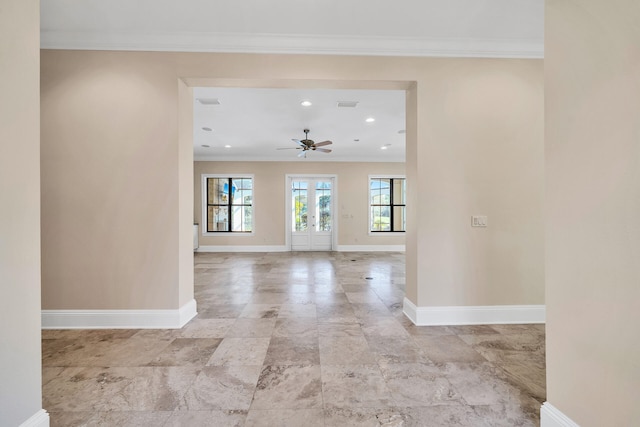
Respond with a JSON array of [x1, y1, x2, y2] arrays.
[[292, 139, 305, 147], [297, 150, 307, 158], [315, 148, 332, 153], [276, 147, 299, 150], [314, 140, 332, 147]]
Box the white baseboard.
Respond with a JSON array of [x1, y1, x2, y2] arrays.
[[178, 299, 198, 327], [403, 297, 545, 325], [198, 245, 405, 252], [42, 299, 197, 329], [336, 245, 405, 252], [19, 409, 49, 427], [541, 402, 580, 427], [197, 245, 288, 253]]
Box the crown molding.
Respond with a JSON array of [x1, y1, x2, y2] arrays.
[[40, 31, 543, 59]]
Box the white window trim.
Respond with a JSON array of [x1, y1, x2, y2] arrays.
[[368, 174, 406, 236], [201, 174, 255, 236]]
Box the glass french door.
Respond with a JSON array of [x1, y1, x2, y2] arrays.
[[290, 177, 333, 251]]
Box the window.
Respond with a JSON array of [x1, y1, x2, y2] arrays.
[[203, 175, 253, 233], [370, 177, 406, 232]]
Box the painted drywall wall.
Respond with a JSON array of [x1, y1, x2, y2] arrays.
[[194, 161, 406, 247], [40, 50, 543, 312], [415, 59, 544, 306], [41, 51, 182, 310], [178, 80, 194, 307], [0, 1, 44, 425], [545, 0, 640, 425]]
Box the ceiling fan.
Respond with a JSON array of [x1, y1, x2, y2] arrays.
[[278, 129, 332, 158]]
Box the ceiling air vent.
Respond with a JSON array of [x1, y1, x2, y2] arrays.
[[337, 101, 359, 108], [197, 98, 220, 105]]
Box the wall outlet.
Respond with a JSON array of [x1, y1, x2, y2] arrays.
[[471, 215, 487, 227]]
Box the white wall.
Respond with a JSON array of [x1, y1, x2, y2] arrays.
[[0, 0, 46, 425], [545, 0, 640, 425]]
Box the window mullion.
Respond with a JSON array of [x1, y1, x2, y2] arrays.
[[227, 178, 233, 232], [389, 179, 394, 232]]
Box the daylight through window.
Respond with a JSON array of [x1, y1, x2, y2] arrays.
[[205, 176, 253, 233], [370, 177, 406, 232]]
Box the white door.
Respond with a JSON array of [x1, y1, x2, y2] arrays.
[[290, 177, 333, 251]]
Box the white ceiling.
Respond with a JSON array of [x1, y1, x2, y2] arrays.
[[193, 87, 406, 162], [41, 1, 543, 163]]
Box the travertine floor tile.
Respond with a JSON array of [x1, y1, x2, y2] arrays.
[[378, 363, 464, 406], [360, 316, 410, 337], [251, 365, 323, 409], [147, 338, 222, 367], [263, 336, 320, 366], [273, 318, 318, 338], [179, 365, 262, 411], [44, 367, 199, 411], [365, 336, 429, 364], [413, 335, 486, 364], [239, 304, 280, 319], [42, 252, 545, 426], [225, 318, 277, 338], [319, 336, 376, 365], [164, 410, 247, 427], [444, 362, 521, 406], [207, 337, 270, 366], [245, 409, 325, 427], [321, 364, 394, 408]]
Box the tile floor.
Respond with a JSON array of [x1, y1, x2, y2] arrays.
[[42, 251, 545, 426]]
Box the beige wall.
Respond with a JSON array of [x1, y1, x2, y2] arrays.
[[41, 50, 543, 311], [545, 0, 640, 425], [41, 51, 183, 310], [178, 80, 194, 306], [194, 161, 406, 247], [414, 60, 544, 306], [0, 0, 43, 425]]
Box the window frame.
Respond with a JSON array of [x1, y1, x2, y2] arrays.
[[368, 175, 406, 235], [201, 174, 255, 236]]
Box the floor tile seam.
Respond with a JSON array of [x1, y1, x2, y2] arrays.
[[170, 365, 206, 413], [494, 365, 546, 398]]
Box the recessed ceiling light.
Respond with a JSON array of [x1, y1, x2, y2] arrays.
[[300, 100, 312, 107], [365, 117, 375, 123], [201, 144, 210, 148], [224, 145, 231, 148], [380, 146, 388, 150], [202, 127, 213, 131], [337, 101, 359, 108], [197, 98, 220, 105]]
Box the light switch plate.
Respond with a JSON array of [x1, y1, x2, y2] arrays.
[[471, 215, 487, 227]]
